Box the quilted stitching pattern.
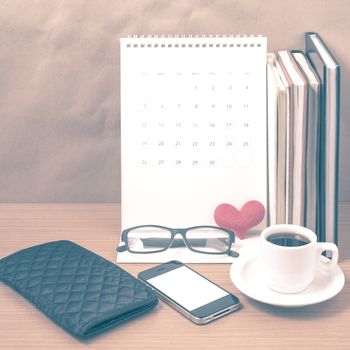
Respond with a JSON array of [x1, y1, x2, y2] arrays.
[[0, 241, 157, 338]]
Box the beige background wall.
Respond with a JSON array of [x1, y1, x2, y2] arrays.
[[0, 0, 349, 202]]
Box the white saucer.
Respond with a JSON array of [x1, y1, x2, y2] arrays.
[[230, 255, 345, 307]]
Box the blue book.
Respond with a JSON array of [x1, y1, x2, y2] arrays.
[[305, 32, 340, 245]]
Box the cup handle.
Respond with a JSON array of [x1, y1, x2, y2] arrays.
[[316, 242, 339, 271]]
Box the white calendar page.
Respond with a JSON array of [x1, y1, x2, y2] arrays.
[[119, 36, 267, 263]]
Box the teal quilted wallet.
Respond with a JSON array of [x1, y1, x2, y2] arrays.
[[0, 240, 158, 339]]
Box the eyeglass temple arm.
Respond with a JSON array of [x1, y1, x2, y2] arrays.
[[228, 250, 239, 258], [116, 238, 205, 252], [117, 245, 127, 252], [141, 237, 231, 248]]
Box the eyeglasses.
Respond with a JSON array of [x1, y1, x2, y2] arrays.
[[117, 225, 239, 257]]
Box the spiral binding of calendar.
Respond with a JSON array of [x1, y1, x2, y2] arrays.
[[123, 34, 265, 48]]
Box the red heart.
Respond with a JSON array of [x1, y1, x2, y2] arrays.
[[214, 201, 265, 239]]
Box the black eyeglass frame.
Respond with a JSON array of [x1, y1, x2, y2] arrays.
[[117, 224, 238, 257]]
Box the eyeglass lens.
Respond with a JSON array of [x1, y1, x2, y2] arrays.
[[127, 227, 172, 252], [186, 227, 230, 253]]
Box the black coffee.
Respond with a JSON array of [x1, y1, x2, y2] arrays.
[[267, 233, 310, 247]]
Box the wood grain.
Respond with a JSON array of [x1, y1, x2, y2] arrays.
[[0, 203, 349, 349]]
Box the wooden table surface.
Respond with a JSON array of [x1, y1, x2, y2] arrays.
[[0, 203, 349, 349]]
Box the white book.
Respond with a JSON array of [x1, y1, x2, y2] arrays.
[[275, 59, 291, 224], [277, 51, 308, 226], [267, 54, 288, 225]]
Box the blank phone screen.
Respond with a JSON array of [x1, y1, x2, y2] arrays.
[[147, 266, 228, 311]]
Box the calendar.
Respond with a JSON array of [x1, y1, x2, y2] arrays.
[[119, 35, 267, 263]]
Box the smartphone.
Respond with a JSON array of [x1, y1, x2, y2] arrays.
[[138, 260, 240, 324]]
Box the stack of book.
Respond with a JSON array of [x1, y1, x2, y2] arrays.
[[267, 32, 340, 245]]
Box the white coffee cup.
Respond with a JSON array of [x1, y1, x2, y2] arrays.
[[261, 224, 339, 294]]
